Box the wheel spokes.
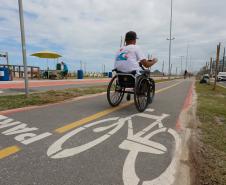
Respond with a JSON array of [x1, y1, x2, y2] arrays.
[[108, 77, 124, 105]]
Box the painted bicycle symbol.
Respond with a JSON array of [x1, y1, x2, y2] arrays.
[[47, 109, 181, 185]]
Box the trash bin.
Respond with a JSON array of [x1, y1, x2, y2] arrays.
[[77, 70, 84, 79], [108, 72, 112, 78], [0, 67, 10, 81]]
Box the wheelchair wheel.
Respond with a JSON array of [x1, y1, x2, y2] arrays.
[[134, 78, 150, 112], [107, 76, 125, 107], [149, 79, 155, 104]]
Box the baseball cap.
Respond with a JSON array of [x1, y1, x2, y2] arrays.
[[125, 31, 139, 41]]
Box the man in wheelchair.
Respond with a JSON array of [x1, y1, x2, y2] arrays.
[[114, 31, 157, 74], [107, 31, 157, 112]]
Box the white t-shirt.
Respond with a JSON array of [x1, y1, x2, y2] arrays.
[[114, 44, 146, 72]]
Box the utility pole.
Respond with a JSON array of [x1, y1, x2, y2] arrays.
[[189, 56, 192, 73], [170, 64, 173, 76], [167, 0, 175, 80], [222, 47, 225, 72], [84, 62, 87, 74], [180, 56, 184, 75], [18, 0, 29, 97], [162, 61, 165, 76], [213, 43, 221, 90], [209, 57, 213, 77], [6, 52, 9, 65], [80, 61, 83, 70], [185, 44, 189, 70], [101, 64, 106, 73]]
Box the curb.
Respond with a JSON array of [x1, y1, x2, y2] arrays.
[[175, 81, 195, 131]]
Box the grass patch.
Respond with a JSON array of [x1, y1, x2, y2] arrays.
[[195, 82, 226, 185], [0, 86, 107, 111]]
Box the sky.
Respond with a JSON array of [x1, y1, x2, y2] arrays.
[[0, 0, 226, 73]]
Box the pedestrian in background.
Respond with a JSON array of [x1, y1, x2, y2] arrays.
[[61, 61, 68, 79]]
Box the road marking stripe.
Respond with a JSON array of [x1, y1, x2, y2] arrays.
[[55, 102, 132, 133], [55, 81, 182, 134], [0, 145, 21, 159], [155, 81, 181, 93]]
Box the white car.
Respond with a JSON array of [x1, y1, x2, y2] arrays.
[[217, 72, 226, 81]]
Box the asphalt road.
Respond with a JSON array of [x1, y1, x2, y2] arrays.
[[0, 79, 193, 185]]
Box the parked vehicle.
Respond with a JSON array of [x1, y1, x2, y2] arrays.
[[200, 74, 210, 84], [217, 72, 226, 81]]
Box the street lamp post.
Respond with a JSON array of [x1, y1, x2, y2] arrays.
[[180, 56, 184, 74], [18, 0, 29, 97], [185, 44, 189, 70], [170, 64, 173, 76], [6, 52, 9, 65], [162, 60, 165, 75], [167, 0, 175, 79], [189, 56, 192, 73], [222, 47, 225, 72]]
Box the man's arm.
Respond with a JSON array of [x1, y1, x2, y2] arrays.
[[140, 58, 158, 68]]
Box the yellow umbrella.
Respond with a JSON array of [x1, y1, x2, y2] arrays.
[[31, 51, 62, 59], [31, 51, 62, 76]]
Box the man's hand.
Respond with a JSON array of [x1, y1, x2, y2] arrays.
[[148, 58, 158, 65], [140, 58, 158, 68]]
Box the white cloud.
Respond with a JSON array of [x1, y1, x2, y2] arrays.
[[0, 0, 226, 72]]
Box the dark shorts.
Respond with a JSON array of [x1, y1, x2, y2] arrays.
[[62, 70, 68, 76]]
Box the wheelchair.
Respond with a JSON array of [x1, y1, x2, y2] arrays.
[[107, 67, 155, 112]]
